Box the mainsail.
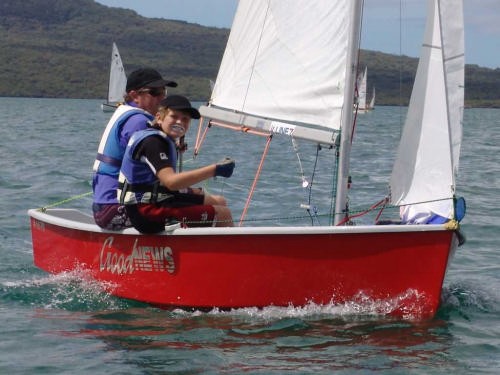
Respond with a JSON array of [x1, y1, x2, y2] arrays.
[[199, 0, 362, 225], [202, 0, 361, 146], [390, 0, 464, 223]]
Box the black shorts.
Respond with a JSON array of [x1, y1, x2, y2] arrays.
[[126, 191, 215, 233]]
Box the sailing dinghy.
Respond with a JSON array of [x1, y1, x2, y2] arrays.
[[101, 42, 127, 112], [369, 86, 376, 110], [29, 0, 465, 319], [355, 67, 375, 112]]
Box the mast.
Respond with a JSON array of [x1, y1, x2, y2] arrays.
[[333, 0, 363, 225]]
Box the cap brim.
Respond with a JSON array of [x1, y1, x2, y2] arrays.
[[189, 108, 201, 119], [146, 79, 178, 88], [169, 106, 200, 119]]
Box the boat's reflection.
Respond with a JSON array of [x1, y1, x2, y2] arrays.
[[32, 303, 454, 372]]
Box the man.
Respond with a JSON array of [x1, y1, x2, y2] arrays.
[[118, 95, 235, 233], [92, 68, 177, 230]]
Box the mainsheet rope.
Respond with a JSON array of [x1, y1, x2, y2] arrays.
[[38, 192, 92, 212]]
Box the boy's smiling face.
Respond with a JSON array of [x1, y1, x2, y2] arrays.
[[156, 108, 191, 139]]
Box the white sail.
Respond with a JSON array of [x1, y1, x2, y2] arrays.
[[202, 0, 360, 146], [368, 87, 375, 109], [357, 66, 367, 110], [390, 0, 464, 223], [107, 42, 127, 103]]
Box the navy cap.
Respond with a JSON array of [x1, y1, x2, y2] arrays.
[[160, 95, 200, 119], [126, 68, 177, 92]]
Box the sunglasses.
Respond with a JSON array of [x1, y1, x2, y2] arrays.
[[137, 87, 166, 97]]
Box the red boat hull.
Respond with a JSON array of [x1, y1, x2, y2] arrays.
[[29, 209, 458, 319]]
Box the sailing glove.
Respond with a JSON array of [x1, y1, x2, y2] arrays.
[[215, 158, 235, 178]]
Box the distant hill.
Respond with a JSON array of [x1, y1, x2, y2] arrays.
[[360, 50, 500, 108], [0, 0, 499, 107]]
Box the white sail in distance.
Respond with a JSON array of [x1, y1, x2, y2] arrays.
[[107, 42, 127, 103]]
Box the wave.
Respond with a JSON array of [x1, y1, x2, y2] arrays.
[[0, 269, 141, 311], [438, 281, 499, 319]]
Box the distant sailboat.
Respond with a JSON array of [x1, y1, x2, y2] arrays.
[[101, 42, 126, 112], [368, 86, 376, 110], [355, 66, 375, 112]]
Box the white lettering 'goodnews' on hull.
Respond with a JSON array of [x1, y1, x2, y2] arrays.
[[99, 237, 175, 275]]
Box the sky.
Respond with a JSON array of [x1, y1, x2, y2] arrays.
[[95, 0, 499, 69]]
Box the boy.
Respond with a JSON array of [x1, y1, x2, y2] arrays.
[[118, 95, 235, 233]]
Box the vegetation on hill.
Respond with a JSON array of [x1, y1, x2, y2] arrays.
[[0, 0, 499, 107], [0, 0, 227, 100]]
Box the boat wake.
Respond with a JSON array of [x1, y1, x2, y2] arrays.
[[3, 270, 496, 322], [167, 290, 433, 321], [0, 268, 138, 311]]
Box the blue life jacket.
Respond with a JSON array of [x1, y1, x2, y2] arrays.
[[118, 128, 177, 205], [93, 104, 153, 176]]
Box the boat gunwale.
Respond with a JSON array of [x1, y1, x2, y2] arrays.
[[28, 208, 451, 236]]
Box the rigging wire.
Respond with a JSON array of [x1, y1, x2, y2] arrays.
[[292, 138, 322, 226], [329, 143, 340, 225], [291, 137, 309, 189], [307, 144, 322, 225]]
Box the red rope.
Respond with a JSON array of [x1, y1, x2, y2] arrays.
[[239, 135, 273, 226], [193, 118, 211, 157], [336, 198, 388, 226]]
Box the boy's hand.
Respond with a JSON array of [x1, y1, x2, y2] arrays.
[[215, 158, 235, 178]]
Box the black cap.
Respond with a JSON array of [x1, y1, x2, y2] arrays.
[[126, 68, 177, 92], [160, 95, 200, 119]]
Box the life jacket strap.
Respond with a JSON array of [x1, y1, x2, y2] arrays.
[[96, 153, 122, 168], [118, 181, 174, 204]]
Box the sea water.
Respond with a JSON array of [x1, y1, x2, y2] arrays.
[[1, 97, 499, 374]]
